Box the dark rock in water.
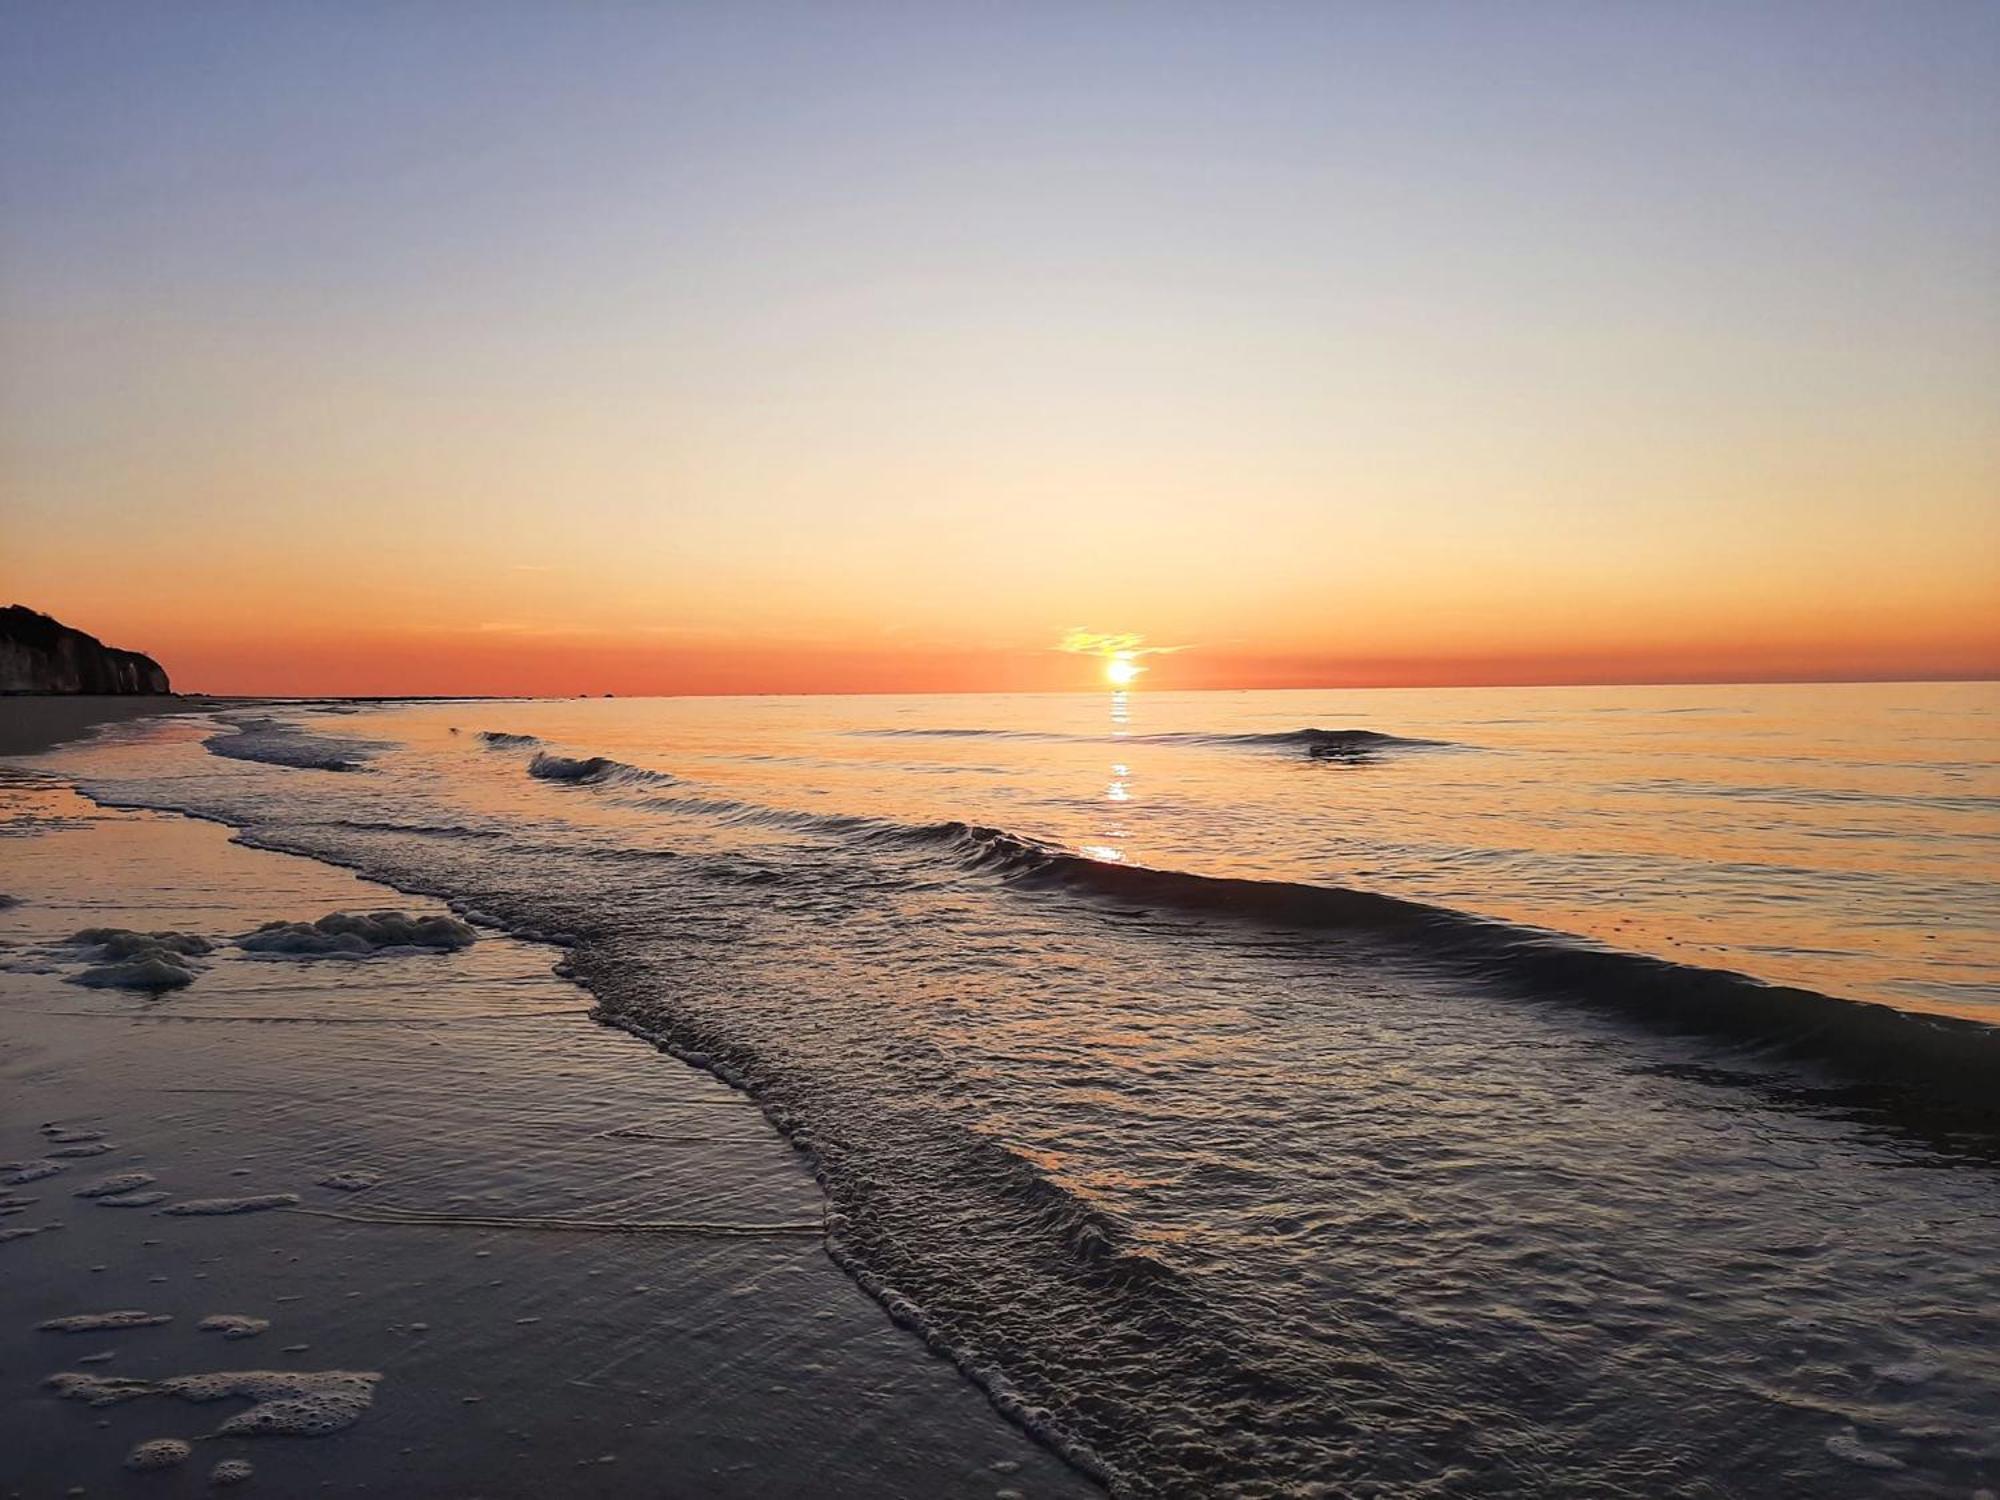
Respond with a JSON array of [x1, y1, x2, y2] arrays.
[[0, 605, 171, 694]]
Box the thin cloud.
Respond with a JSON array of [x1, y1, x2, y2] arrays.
[[1055, 629, 1189, 658]]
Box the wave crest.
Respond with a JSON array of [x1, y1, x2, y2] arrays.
[[878, 820, 2000, 1105], [858, 725, 1443, 757], [203, 718, 381, 773], [527, 752, 673, 787]]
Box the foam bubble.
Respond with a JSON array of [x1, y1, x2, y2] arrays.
[[60, 930, 209, 991], [236, 911, 475, 957], [158, 1369, 382, 1437], [1, 1159, 64, 1184], [39, 1311, 174, 1333], [45, 1372, 155, 1405], [211, 1458, 255, 1485], [68, 928, 213, 959], [125, 1438, 192, 1471], [1825, 1427, 1904, 1470], [74, 954, 198, 990], [73, 1172, 157, 1199], [49, 1142, 112, 1158], [43, 1128, 107, 1143], [162, 1194, 300, 1216], [198, 1314, 271, 1340], [97, 1190, 170, 1208]]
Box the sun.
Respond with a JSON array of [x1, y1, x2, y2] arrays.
[[1104, 653, 1142, 688]]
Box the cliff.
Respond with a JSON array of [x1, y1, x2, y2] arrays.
[[0, 606, 172, 694]]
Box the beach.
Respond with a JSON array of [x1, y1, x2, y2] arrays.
[[0, 706, 1090, 1497], [0, 698, 219, 760], [4, 688, 1997, 1497], [8, 2, 1995, 1490]]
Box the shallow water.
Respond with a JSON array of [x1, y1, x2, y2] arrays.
[[0, 776, 1086, 1497], [25, 683, 2000, 1496]]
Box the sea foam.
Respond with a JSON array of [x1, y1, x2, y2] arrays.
[[237, 911, 475, 956]]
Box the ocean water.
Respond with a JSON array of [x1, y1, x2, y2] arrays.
[[34, 682, 2000, 1496]]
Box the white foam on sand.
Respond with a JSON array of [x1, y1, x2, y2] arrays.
[[124, 1437, 193, 1470], [212, 1458, 255, 1484], [72, 1171, 157, 1198], [160, 1369, 382, 1437], [67, 929, 213, 961], [44, 1373, 155, 1405], [199, 1314, 271, 1340], [74, 954, 198, 989], [161, 1193, 300, 1216], [236, 911, 476, 957], [1, 1223, 61, 1244], [43, 1128, 107, 1144], [2, 1160, 65, 1184], [47, 1367, 382, 1437], [62, 928, 212, 990], [39, 1310, 174, 1333], [48, 1142, 111, 1158], [96, 1190, 170, 1207]]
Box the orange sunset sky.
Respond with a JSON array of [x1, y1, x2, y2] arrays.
[[4, 4, 1997, 697]]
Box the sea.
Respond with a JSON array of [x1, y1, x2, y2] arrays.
[[32, 681, 2000, 1496]]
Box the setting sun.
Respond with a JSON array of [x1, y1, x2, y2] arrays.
[[1104, 654, 1142, 688]]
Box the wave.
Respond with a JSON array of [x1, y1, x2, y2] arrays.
[[879, 820, 1999, 1106], [509, 772, 1995, 1104], [857, 725, 1444, 758], [477, 731, 542, 749], [1162, 727, 1441, 758], [526, 751, 673, 787], [203, 719, 382, 773]]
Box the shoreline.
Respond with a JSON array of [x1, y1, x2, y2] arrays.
[[0, 695, 226, 759], [0, 736, 1094, 1493]]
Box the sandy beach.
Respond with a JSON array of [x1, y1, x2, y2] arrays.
[[0, 706, 1089, 1497], [0, 698, 221, 760]]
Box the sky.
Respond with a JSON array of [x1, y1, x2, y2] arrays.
[[2, 1, 1996, 696]]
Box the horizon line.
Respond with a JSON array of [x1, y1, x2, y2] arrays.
[[125, 671, 2000, 705]]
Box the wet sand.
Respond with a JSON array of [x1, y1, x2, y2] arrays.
[[0, 765, 1090, 1495], [0, 697, 225, 759]]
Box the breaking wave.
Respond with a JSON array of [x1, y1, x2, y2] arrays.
[[202, 718, 383, 773], [869, 820, 2000, 1105], [475, 751, 1999, 1105], [526, 751, 673, 787], [477, 730, 542, 748]]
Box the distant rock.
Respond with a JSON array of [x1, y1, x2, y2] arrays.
[[0, 605, 171, 694]]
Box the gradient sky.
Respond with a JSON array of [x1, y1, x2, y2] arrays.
[[3, 1, 1996, 695]]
